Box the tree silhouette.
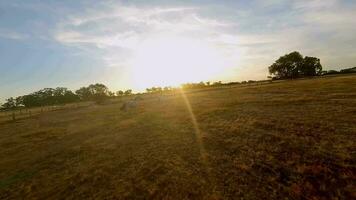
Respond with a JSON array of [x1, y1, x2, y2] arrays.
[[269, 51, 323, 79], [76, 83, 110, 103], [124, 89, 132, 95], [301, 56, 322, 76], [1, 97, 16, 110], [75, 87, 92, 100], [1, 83, 129, 110], [269, 51, 303, 79]]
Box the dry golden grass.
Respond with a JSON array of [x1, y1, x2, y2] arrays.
[[0, 75, 355, 199]]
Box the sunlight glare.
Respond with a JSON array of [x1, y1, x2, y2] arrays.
[[130, 36, 225, 90]]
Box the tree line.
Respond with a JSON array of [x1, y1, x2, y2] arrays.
[[1, 84, 133, 110], [268, 51, 355, 79], [144, 81, 224, 93], [0, 79, 259, 110], [321, 66, 356, 75]]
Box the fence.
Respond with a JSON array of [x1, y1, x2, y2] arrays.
[[0, 102, 93, 122]]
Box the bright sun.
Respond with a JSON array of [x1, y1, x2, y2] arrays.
[[130, 36, 225, 90]]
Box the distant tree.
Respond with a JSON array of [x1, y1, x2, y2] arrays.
[[198, 81, 205, 87], [124, 89, 132, 95], [75, 87, 92, 100], [108, 91, 115, 97], [340, 67, 356, 74], [269, 51, 323, 79], [181, 81, 212, 89], [53, 87, 78, 104], [37, 88, 55, 105], [212, 81, 222, 86], [15, 96, 24, 107], [116, 90, 124, 96], [16, 87, 78, 107], [326, 70, 339, 75], [90, 83, 109, 96], [1, 97, 16, 110], [2, 84, 112, 109], [321, 67, 356, 75], [89, 83, 109, 103], [53, 87, 67, 99], [75, 83, 109, 103], [62, 90, 79, 103], [22, 94, 37, 107], [163, 86, 170, 92]]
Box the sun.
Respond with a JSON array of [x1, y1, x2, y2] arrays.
[[130, 35, 225, 90]]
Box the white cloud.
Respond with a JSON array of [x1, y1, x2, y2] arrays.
[[0, 29, 28, 40], [54, 3, 237, 70], [54, 2, 236, 46], [53, 0, 356, 81], [293, 0, 338, 10]]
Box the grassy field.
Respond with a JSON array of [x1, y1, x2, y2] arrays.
[[0, 102, 95, 122], [0, 75, 355, 199]]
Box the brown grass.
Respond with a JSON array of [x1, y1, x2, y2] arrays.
[[0, 74, 355, 199]]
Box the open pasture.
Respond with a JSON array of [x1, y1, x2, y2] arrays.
[[0, 75, 355, 199]]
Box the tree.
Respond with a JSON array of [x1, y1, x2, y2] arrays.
[[340, 67, 356, 74], [108, 91, 115, 97], [2, 84, 111, 109], [116, 90, 124, 96], [62, 90, 79, 103], [22, 94, 38, 107], [124, 89, 132, 95], [34, 88, 55, 106], [213, 81, 222, 86], [300, 56, 322, 76], [269, 51, 303, 79], [15, 96, 24, 107], [163, 86, 170, 92], [326, 70, 339, 75], [15, 87, 78, 107], [75, 83, 109, 103], [53, 87, 78, 104], [1, 97, 16, 110], [269, 51, 323, 79], [198, 81, 205, 87], [75, 87, 91, 100]]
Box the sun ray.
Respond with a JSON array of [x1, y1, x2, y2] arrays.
[[178, 88, 218, 194]]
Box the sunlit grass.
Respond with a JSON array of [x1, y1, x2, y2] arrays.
[[0, 75, 355, 199]]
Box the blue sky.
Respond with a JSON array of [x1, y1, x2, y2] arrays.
[[1, 0, 355, 101]]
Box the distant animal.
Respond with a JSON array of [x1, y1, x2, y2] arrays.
[[120, 100, 137, 111]]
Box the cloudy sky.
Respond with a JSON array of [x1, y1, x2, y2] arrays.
[[0, 0, 355, 101]]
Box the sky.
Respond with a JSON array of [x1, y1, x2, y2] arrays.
[[0, 0, 355, 101]]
